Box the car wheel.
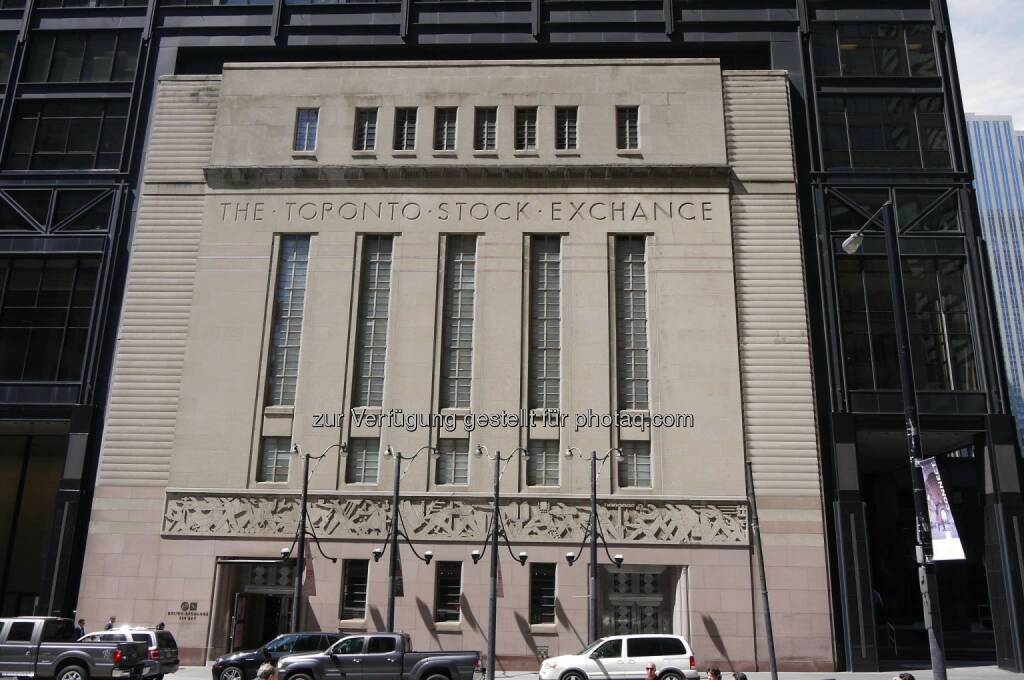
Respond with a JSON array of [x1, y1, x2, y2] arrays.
[[289, 673, 315, 680], [218, 666, 244, 680], [58, 664, 88, 680], [660, 672, 684, 680], [561, 671, 586, 680], [153, 675, 165, 680], [424, 674, 449, 680]]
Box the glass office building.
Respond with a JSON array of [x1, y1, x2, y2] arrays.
[[0, 0, 1019, 673], [966, 114, 1024, 450]]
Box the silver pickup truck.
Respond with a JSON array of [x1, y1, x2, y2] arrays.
[[275, 633, 479, 680], [0, 617, 148, 680]]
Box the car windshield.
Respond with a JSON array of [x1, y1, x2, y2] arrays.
[[577, 639, 605, 656]]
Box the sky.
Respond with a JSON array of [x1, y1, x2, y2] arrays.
[[948, 0, 1024, 125]]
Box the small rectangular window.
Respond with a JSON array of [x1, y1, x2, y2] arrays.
[[515, 107, 538, 151], [436, 439, 469, 485], [474, 107, 497, 151], [266, 235, 311, 406], [294, 108, 319, 153], [618, 440, 652, 488], [527, 440, 560, 487], [434, 561, 463, 622], [394, 107, 418, 151], [529, 236, 561, 410], [529, 563, 556, 624], [616, 106, 640, 150], [434, 107, 458, 152], [340, 559, 369, 620], [353, 108, 378, 151], [346, 438, 380, 484], [555, 106, 578, 151], [258, 437, 292, 483]]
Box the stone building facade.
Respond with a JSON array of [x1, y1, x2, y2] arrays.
[[76, 60, 831, 671]]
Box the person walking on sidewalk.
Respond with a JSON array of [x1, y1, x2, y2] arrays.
[[706, 669, 722, 680]]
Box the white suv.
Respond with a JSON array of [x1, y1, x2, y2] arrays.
[[538, 635, 698, 680]]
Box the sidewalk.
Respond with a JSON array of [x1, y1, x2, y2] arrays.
[[177, 664, 1024, 680]]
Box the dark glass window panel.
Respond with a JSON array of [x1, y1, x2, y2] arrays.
[[827, 189, 887, 232], [4, 100, 126, 170], [7, 190, 52, 226], [111, 32, 141, 81], [820, 96, 950, 170], [897, 190, 960, 233], [53, 191, 102, 226], [811, 27, 841, 76], [82, 33, 116, 81], [434, 561, 462, 623], [0, 257, 100, 382], [906, 24, 938, 76], [0, 34, 18, 82], [59, 195, 112, 232], [24, 36, 55, 82], [0, 199, 38, 232], [49, 34, 86, 82], [68, 117, 101, 153]]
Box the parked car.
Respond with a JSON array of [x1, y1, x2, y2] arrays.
[[538, 635, 698, 680], [275, 632, 480, 680], [80, 628, 180, 679], [0, 616, 149, 680], [212, 633, 342, 680]]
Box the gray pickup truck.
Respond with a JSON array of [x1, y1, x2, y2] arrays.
[[0, 617, 148, 680], [275, 633, 479, 680]]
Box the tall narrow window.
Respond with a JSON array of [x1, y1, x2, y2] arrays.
[[617, 441, 652, 488], [529, 563, 556, 624], [266, 236, 311, 406], [345, 438, 380, 484], [440, 235, 477, 408], [352, 236, 393, 407], [526, 439, 559, 487], [434, 561, 463, 622], [394, 107, 417, 151], [434, 107, 458, 151], [293, 108, 318, 153], [340, 559, 369, 620], [353, 108, 378, 151], [515, 107, 538, 151], [257, 436, 292, 483], [555, 106, 578, 151], [474, 107, 497, 151], [529, 236, 560, 410], [436, 439, 469, 485], [616, 106, 640, 150], [615, 236, 649, 410]]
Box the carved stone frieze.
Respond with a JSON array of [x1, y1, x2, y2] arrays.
[[162, 492, 748, 546]]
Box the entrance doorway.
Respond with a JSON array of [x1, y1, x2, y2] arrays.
[[599, 566, 684, 636], [212, 561, 296, 656], [863, 450, 994, 664]]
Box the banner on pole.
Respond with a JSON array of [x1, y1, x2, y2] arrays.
[[395, 552, 404, 597], [496, 560, 504, 598], [920, 457, 965, 561]]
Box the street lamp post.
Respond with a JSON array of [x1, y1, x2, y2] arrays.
[[371, 445, 435, 632], [841, 199, 947, 680], [564, 447, 625, 643], [471, 446, 529, 680], [289, 443, 344, 633]]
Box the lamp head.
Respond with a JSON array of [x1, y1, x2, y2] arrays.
[[475, 445, 485, 457], [841, 232, 865, 255], [371, 547, 383, 562], [564, 448, 575, 459], [471, 549, 481, 564], [423, 550, 433, 565], [280, 547, 291, 559], [518, 551, 528, 565], [612, 554, 625, 568], [565, 551, 576, 565], [384, 446, 394, 458]]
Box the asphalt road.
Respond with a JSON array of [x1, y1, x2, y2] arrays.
[[176, 664, 1024, 680]]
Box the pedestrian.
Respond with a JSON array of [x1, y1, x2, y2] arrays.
[[74, 619, 86, 638], [257, 651, 276, 680], [707, 669, 722, 680], [156, 622, 165, 631], [104, 616, 116, 630]]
